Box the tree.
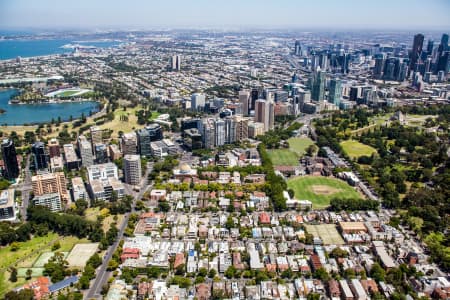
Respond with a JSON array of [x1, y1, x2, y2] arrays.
[[10, 242, 20, 251], [44, 252, 69, 282], [306, 144, 318, 157], [330, 247, 349, 258], [52, 241, 61, 251], [9, 267, 17, 282], [370, 263, 386, 282], [4, 289, 34, 300], [313, 267, 329, 281], [198, 267, 208, 277], [307, 293, 320, 300], [224, 265, 237, 279], [25, 268, 33, 280], [208, 268, 217, 278]]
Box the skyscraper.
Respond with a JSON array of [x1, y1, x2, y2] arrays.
[[214, 119, 225, 147], [136, 128, 151, 157], [123, 154, 142, 185], [1, 139, 19, 180], [202, 119, 215, 149], [254, 99, 273, 132], [294, 41, 301, 56], [78, 136, 94, 167], [426, 40, 434, 54], [90, 126, 103, 152], [328, 79, 342, 106], [373, 54, 385, 79], [171, 55, 181, 71], [120, 132, 137, 155], [191, 93, 206, 111], [32, 141, 48, 170], [95, 144, 108, 164], [239, 90, 250, 116], [311, 70, 326, 101], [409, 34, 424, 76]]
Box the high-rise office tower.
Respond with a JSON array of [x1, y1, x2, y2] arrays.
[[436, 51, 449, 74], [146, 124, 163, 142], [254, 99, 267, 130], [239, 90, 250, 116], [250, 87, 263, 111], [214, 119, 225, 147], [123, 154, 142, 185], [95, 144, 108, 164], [294, 41, 301, 56], [224, 117, 237, 144], [426, 40, 434, 54], [328, 79, 342, 106], [234, 116, 248, 141], [32, 141, 48, 170], [136, 128, 151, 157], [78, 136, 94, 167], [373, 54, 385, 79], [48, 138, 60, 159], [254, 99, 273, 132], [1, 139, 19, 180], [191, 93, 206, 111], [171, 55, 181, 71], [409, 34, 424, 76], [311, 70, 326, 101], [90, 126, 103, 152], [320, 53, 329, 71], [311, 53, 320, 71], [438, 33, 449, 53], [120, 132, 137, 155], [267, 100, 274, 131], [340, 53, 350, 74], [202, 119, 215, 149], [398, 60, 409, 82]]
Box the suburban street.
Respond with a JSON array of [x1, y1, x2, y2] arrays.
[[85, 162, 153, 300], [18, 154, 32, 221]]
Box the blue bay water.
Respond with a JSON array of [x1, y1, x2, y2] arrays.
[[0, 89, 100, 125], [0, 39, 120, 60]]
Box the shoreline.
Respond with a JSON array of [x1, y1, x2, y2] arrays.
[[8, 98, 98, 105]]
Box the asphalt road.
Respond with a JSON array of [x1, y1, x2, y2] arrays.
[[19, 154, 32, 221], [85, 163, 153, 299]]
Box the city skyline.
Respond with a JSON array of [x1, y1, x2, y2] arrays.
[[1, 0, 450, 31]]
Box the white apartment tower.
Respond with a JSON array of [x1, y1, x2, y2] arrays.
[[123, 155, 142, 185]]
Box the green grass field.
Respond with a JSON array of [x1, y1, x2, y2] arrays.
[[267, 149, 299, 166], [0, 233, 59, 296], [340, 140, 377, 159], [57, 90, 80, 97], [267, 137, 315, 166], [287, 137, 314, 156], [287, 176, 362, 208]]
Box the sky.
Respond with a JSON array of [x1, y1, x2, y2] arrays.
[[0, 0, 449, 31]]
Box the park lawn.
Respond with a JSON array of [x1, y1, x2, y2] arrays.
[[0, 271, 27, 297], [267, 149, 299, 166], [287, 176, 362, 209], [287, 137, 314, 156], [0, 232, 59, 270], [102, 214, 125, 232], [340, 140, 377, 159], [84, 207, 101, 222], [149, 111, 161, 121], [0, 232, 59, 297]]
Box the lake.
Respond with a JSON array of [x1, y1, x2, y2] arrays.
[[0, 39, 120, 60], [0, 89, 100, 125]]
